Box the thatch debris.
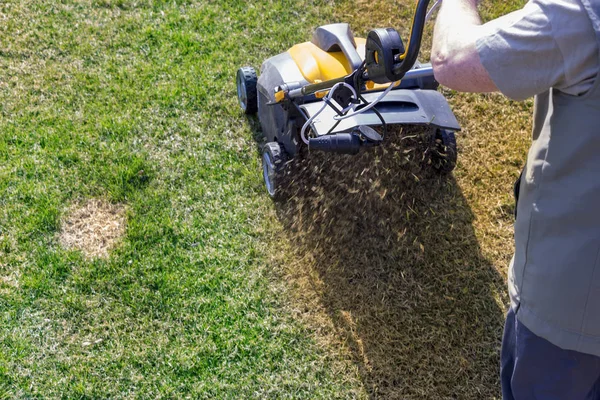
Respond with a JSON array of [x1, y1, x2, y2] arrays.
[[272, 125, 510, 398]]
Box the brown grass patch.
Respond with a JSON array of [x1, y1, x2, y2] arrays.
[[0, 272, 19, 296], [59, 199, 127, 259]]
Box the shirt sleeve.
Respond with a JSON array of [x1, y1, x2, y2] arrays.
[[476, 0, 598, 101]]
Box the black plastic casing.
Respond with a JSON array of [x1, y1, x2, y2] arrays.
[[365, 28, 405, 84], [308, 133, 361, 155]]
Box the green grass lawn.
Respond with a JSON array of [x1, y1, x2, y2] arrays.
[[0, 0, 366, 398], [1, 0, 530, 398]]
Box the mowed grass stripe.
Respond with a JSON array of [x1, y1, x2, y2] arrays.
[[0, 1, 366, 398]]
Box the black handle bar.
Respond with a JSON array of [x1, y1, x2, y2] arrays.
[[290, 0, 432, 98], [392, 0, 432, 78]]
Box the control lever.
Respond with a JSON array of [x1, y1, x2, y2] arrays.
[[356, 125, 383, 144]]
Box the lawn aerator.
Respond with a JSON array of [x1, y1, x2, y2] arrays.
[[237, 0, 460, 198]]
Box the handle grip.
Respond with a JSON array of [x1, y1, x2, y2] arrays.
[[365, 0, 432, 83], [392, 0, 432, 78]]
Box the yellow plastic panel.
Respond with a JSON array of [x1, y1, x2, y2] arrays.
[[366, 80, 401, 91], [274, 90, 285, 103], [288, 42, 358, 83]]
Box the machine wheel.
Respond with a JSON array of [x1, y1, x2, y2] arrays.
[[236, 66, 258, 114], [431, 129, 457, 173], [262, 142, 288, 200]]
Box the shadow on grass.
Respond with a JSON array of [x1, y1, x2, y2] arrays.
[[272, 127, 506, 399]]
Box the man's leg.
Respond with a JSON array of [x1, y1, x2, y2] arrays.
[[587, 377, 600, 400], [501, 307, 600, 400], [501, 307, 518, 400]]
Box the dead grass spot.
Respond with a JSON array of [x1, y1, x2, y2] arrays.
[[59, 199, 127, 259]]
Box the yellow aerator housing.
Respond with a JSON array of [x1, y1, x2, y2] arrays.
[[287, 38, 367, 84]]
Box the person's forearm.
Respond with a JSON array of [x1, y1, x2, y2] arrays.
[[432, 0, 481, 60], [431, 0, 498, 92]]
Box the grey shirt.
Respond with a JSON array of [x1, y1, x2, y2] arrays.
[[473, 0, 600, 356], [476, 0, 598, 100]]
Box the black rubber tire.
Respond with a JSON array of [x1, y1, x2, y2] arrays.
[[431, 129, 457, 173], [262, 142, 288, 200], [236, 67, 258, 114]]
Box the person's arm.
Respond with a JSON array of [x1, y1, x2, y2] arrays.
[[431, 0, 498, 92], [432, 0, 597, 100]]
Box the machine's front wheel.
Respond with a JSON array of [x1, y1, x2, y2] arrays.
[[431, 129, 457, 173], [236, 66, 258, 114], [262, 142, 288, 200]]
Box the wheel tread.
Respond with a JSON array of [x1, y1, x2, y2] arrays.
[[431, 129, 457, 173], [237, 66, 258, 114], [262, 142, 288, 200]]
